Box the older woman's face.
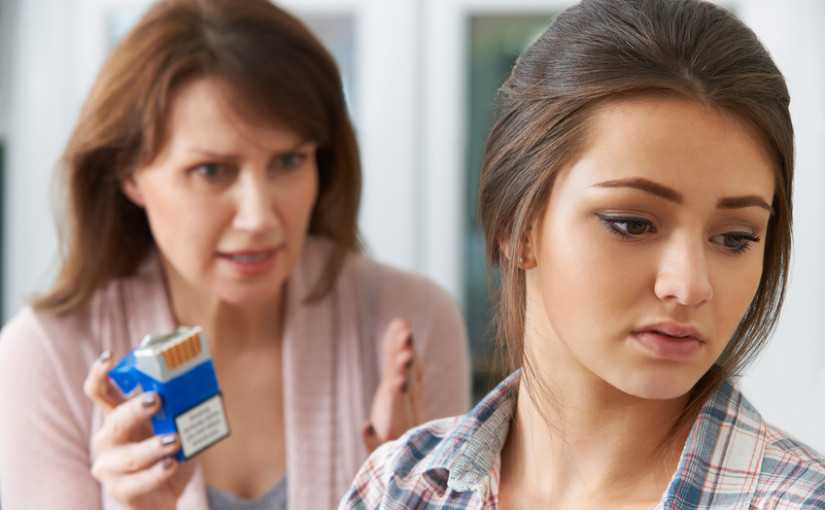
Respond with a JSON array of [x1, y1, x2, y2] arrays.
[[525, 96, 776, 400], [123, 77, 318, 305]]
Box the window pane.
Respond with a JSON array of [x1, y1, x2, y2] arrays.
[[464, 13, 556, 402]]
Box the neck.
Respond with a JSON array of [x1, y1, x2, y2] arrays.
[[499, 301, 693, 508], [501, 372, 690, 507], [161, 263, 284, 359]]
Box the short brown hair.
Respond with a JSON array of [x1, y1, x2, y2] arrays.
[[480, 0, 792, 423], [36, 0, 361, 313]]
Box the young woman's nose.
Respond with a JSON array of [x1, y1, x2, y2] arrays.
[[232, 172, 280, 233], [653, 235, 714, 307]]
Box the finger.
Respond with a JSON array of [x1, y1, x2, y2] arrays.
[[400, 369, 420, 425], [394, 345, 420, 424], [408, 363, 422, 424], [395, 349, 415, 373], [381, 320, 411, 371], [361, 422, 382, 453], [92, 433, 179, 479], [95, 392, 161, 450], [106, 456, 179, 504], [83, 350, 124, 413]]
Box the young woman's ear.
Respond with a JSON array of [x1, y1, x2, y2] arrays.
[[499, 232, 537, 270], [519, 232, 538, 270], [120, 175, 145, 207]]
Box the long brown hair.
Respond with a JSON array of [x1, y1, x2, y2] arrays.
[[480, 0, 793, 429], [35, 0, 361, 314]]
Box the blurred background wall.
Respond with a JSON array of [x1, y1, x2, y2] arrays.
[[0, 0, 822, 450]]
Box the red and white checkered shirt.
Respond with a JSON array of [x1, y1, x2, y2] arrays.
[[340, 371, 825, 509]]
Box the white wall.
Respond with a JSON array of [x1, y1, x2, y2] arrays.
[[3, 0, 84, 319], [737, 0, 825, 453], [0, 0, 12, 139]]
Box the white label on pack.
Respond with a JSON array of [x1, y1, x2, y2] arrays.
[[175, 394, 230, 458]]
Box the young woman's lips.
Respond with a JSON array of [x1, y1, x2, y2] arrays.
[[216, 248, 281, 276], [630, 331, 704, 361]]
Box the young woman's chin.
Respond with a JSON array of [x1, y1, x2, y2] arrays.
[[606, 367, 706, 401]]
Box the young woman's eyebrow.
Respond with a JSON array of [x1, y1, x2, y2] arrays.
[[593, 177, 773, 213], [594, 177, 682, 202], [717, 195, 774, 214]]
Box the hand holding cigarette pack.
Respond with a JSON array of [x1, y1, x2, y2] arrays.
[[107, 326, 230, 461]]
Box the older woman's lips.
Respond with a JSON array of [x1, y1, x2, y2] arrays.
[[216, 248, 280, 276], [631, 331, 704, 361]]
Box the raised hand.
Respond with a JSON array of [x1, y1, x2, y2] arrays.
[[362, 319, 423, 453]]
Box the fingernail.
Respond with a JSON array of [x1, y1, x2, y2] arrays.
[[366, 424, 376, 436], [160, 434, 177, 446], [162, 457, 175, 470], [98, 350, 111, 363], [141, 393, 157, 408], [405, 334, 414, 348], [404, 358, 413, 370], [401, 381, 408, 393]]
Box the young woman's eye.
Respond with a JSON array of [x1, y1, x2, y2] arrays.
[[597, 214, 657, 238], [711, 232, 761, 254]]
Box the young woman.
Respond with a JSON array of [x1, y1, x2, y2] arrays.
[[0, 1, 470, 509], [342, 0, 825, 508]]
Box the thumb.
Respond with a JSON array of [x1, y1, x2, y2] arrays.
[[361, 422, 382, 453]]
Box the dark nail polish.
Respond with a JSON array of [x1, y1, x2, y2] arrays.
[[405, 334, 414, 348], [401, 381, 408, 393], [366, 424, 375, 436], [404, 358, 413, 370], [141, 393, 157, 408]]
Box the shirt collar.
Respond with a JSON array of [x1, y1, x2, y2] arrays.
[[407, 370, 768, 507], [407, 370, 519, 492], [660, 379, 767, 509]]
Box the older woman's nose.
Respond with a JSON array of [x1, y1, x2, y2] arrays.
[[232, 172, 280, 233]]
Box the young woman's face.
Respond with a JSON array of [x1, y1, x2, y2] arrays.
[[526, 96, 775, 400], [123, 77, 318, 306]]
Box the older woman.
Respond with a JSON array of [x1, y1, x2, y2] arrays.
[[0, 1, 469, 509]]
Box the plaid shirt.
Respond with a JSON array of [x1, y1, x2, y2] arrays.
[[341, 371, 825, 509]]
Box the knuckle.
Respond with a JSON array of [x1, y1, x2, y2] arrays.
[[82, 376, 97, 399], [123, 456, 141, 473], [91, 433, 106, 454], [90, 462, 105, 481]]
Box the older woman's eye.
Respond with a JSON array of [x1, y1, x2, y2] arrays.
[[596, 214, 657, 238], [711, 232, 761, 255], [192, 163, 228, 180], [274, 151, 307, 171]]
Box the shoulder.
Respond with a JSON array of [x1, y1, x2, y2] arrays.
[[347, 250, 456, 310], [0, 258, 167, 383], [302, 235, 457, 310], [375, 415, 461, 476], [0, 305, 95, 371], [756, 424, 825, 507], [342, 415, 462, 506]]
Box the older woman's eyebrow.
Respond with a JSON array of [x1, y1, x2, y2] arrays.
[[593, 177, 773, 213], [183, 140, 311, 160]]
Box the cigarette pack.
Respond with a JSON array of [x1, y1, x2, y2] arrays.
[[108, 326, 230, 461]]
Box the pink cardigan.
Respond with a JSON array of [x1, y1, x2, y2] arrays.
[[0, 238, 470, 509]]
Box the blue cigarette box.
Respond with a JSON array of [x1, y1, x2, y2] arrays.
[[108, 326, 230, 461]]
